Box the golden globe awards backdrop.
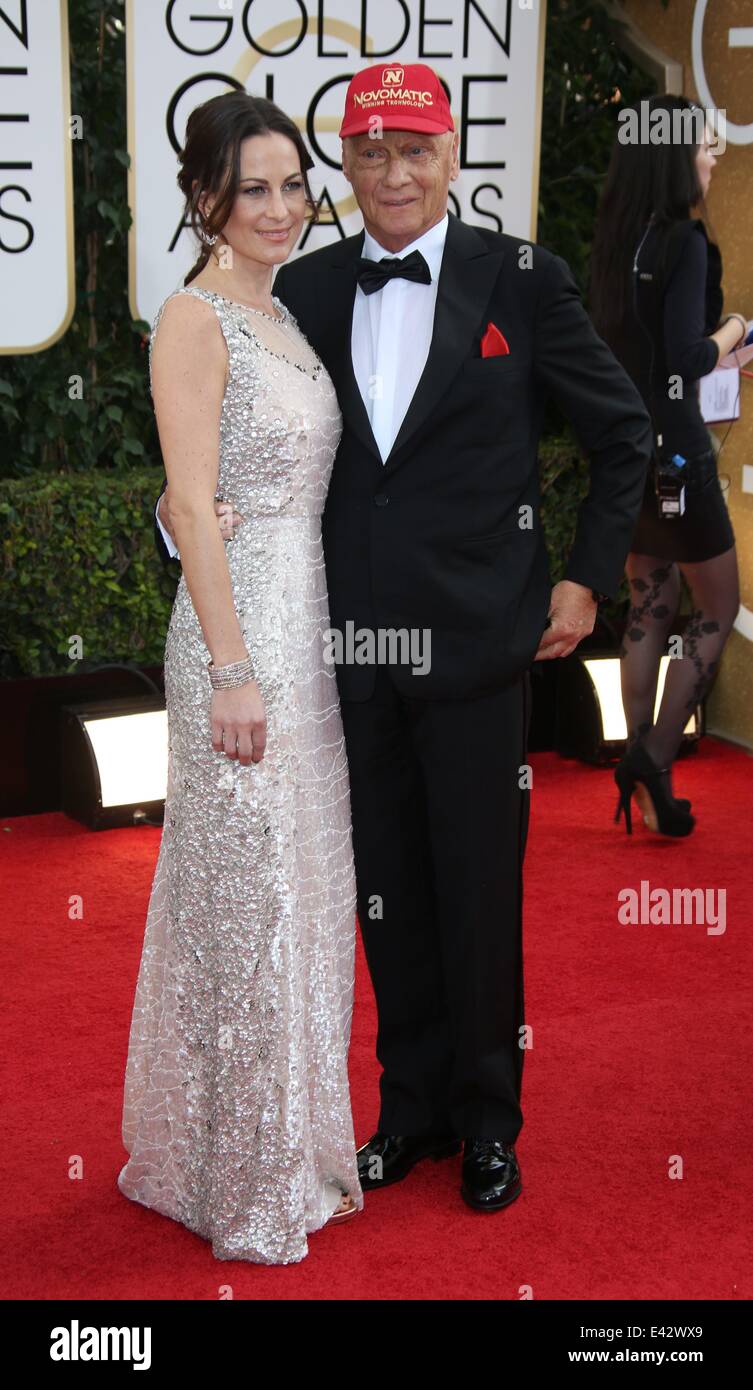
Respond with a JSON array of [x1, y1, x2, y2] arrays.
[[125, 0, 547, 325], [0, 0, 75, 354]]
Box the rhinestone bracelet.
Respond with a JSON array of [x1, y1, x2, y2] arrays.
[[207, 654, 255, 689]]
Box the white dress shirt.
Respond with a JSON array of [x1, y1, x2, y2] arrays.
[[156, 494, 178, 558], [155, 212, 449, 554], [352, 212, 448, 462]]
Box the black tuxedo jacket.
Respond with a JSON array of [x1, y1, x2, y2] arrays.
[[155, 213, 652, 702]]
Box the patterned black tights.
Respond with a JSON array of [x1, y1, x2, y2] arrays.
[[619, 548, 739, 766]]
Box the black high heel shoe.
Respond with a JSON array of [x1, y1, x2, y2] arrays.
[[614, 743, 695, 837], [618, 742, 691, 814]]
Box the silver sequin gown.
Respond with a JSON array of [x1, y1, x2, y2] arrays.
[[118, 286, 363, 1264]]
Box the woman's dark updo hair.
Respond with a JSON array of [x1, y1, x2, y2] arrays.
[[178, 91, 319, 286], [590, 94, 713, 334]]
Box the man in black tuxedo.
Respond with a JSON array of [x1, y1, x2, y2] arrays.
[[157, 63, 652, 1210]]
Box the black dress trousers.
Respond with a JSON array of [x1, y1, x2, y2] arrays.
[[339, 662, 532, 1143]]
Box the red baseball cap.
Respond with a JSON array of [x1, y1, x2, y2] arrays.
[[339, 62, 454, 139]]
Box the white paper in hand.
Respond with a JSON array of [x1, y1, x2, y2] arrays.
[[699, 365, 740, 424]]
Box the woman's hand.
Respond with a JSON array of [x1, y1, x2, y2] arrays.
[[211, 682, 267, 766], [712, 311, 749, 359]]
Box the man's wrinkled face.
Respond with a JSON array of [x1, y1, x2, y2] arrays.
[[342, 129, 459, 252]]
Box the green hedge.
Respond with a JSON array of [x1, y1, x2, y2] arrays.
[[0, 468, 178, 677], [0, 441, 621, 679]]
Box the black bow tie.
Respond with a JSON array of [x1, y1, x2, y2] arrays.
[[356, 249, 432, 296]]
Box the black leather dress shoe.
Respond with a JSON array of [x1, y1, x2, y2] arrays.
[[461, 1138, 522, 1211], [357, 1132, 461, 1191]]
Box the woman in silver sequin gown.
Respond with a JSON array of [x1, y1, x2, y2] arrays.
[[118, 95, 363, 1264]]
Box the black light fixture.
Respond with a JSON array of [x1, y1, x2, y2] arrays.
[[555, 650, 702, 765], [60, 695, 167, 829]]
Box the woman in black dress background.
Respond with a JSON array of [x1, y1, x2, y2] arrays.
[[590, 95, 747, 836]]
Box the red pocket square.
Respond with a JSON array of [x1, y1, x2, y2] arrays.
[[480, 322, 510, 357]]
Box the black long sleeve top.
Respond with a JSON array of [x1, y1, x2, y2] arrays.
[[603, 218, 722, 459]]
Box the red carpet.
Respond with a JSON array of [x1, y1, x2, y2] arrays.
[[2, 736, 751, 1300]]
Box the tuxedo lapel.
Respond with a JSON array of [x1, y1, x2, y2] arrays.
[[319, 214, 505, 473], [382, 214, 505, 475]]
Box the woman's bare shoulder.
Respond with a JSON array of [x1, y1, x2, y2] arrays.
[[149, 288, 228, 395], [152, 286, 223, 335], [151, 289, 227, 363]]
